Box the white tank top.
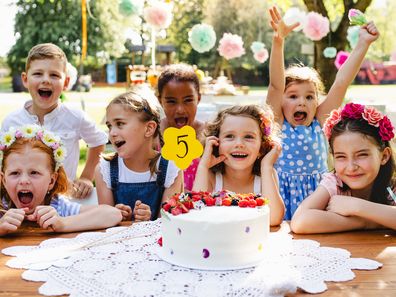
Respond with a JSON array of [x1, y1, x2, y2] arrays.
[[214, 172, 261, 194]]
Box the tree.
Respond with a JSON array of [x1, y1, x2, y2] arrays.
[[7, 0, 125, 76], [166, 0, 205, 65], [302, 0, 373, 91]]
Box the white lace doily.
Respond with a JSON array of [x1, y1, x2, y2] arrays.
[[2, 220, 382, 297]]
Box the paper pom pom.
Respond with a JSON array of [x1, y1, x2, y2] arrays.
[[188, 24, 216, 53], [391, 51, 396, 62], [143, 1, 173, 30], [334, 51, 350, 69], [217, 33, 245, 60], [323, 47, 337, 58], [283, 7, 306, 32], [303, 12, 330, 41], [254, 48, 269, 63], [347, 26, 359, 49], [66, 62, 77, 91], [348, 9, 367, 26], [250, 41, 265, 54], [119, 0, 144, 17]]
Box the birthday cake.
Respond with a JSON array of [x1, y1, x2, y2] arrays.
[[159, 191, 269, 270]]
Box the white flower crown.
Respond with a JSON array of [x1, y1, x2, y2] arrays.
[[0, 125, 67, 171]]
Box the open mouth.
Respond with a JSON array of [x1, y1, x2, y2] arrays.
[[114, 140, 126, 148], [230, 153, 248, 159], [293, 111, 307, 123], [38, 89, 53, 98], [18, 190, 33, 206], [174, 117, 188, 128]]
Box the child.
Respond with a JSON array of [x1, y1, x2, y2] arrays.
[[95, 91, 183, 221], [1, 43, 108, 199], [0, 125, 122, 236], [267, 6, 379, 219], [192, 104, 285, 226], [157, 63, 205, 191], [291, 103, 396, 233]]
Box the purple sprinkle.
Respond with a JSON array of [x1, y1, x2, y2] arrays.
[[202, 248, 210, 258], [245, 226, 250, 233], [177, 228, 182, 235], [170, 249, 174, 255]]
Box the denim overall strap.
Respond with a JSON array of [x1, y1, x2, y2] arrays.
[[109, 156, 169, 220], [110, 157, 119, 200]]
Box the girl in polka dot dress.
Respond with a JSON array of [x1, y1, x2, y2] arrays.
[[267, 6, 379, 219]]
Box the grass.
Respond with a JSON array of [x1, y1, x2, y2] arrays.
[[0, 76, 11, 91]]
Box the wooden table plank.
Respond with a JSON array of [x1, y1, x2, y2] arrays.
[[1, 222, 396, 296]]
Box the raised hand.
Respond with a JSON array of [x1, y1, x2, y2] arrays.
[[0, 208, 27, 235], [269, 6, 299, 39], [261, 141, 282, 168], [199, 136, 226, 169], [115, 203, 133, 221], [359, 21, 379, 44]]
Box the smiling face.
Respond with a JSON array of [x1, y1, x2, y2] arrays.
[[1, 147, 57, 214], [22, 58, 69, 115], [218, 115, 262, 172], [106, 103, 152, 159], [332, 131, 391, 193], [159, 80, 200, 128], [282, 81, 318, 127]]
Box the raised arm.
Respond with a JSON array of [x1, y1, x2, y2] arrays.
[[317, 21, 379, 124], [267, 6, 299, 124], [291, 187, 368, 233]]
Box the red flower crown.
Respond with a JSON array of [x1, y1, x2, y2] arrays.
[[323, 103, 395, 142]]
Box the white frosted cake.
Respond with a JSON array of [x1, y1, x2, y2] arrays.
[[159, 191, 270, 270]]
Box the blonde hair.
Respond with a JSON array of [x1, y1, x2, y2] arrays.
[[105, 90, 163, 175], [0, 138, 68, 211], [285, 64, 325, 96], [26, 43, 68, 72], [204, 104, 280, 175]]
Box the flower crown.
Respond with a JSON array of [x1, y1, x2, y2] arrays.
[[259, 112, 273, 137], [0, 125, 67, 171], [323, 103, 395, 142]]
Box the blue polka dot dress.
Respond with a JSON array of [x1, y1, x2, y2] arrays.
[[275, 119, 328, 220]]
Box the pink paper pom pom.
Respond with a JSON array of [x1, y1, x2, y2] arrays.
[[334, 51, 350, 69], [254, 48, 269, 63], [217, 33, 245, 60], [143, 1, 172, 30], [303, 12, 330, 41]]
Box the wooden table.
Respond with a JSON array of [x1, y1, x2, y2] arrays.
[[1, 222, 396, 297]]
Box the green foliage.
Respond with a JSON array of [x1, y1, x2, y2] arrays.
[[7, 0, 125, 75], [165, 0, 205, 65]]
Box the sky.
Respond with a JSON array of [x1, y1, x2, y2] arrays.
[[0, 0, 388, 58], [0, 1, 17, 57]]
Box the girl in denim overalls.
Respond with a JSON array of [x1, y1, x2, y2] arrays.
[[95, 91, 183, 221]]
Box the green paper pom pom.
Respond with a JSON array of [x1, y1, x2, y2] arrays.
[[188, 24, 217, 53]]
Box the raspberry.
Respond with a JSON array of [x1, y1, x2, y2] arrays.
[[157, 237, 163, 246], [163, 203, 171, 212], [256, 197, 265, 206], [238, 200, 248, 208], [248, 199, 257, 208], [222, 198, 231, 206]]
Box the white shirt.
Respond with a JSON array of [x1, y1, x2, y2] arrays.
[[214, 172, 261, 194], [1, 100, 108, 179], [99, 156, 180, 189]]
